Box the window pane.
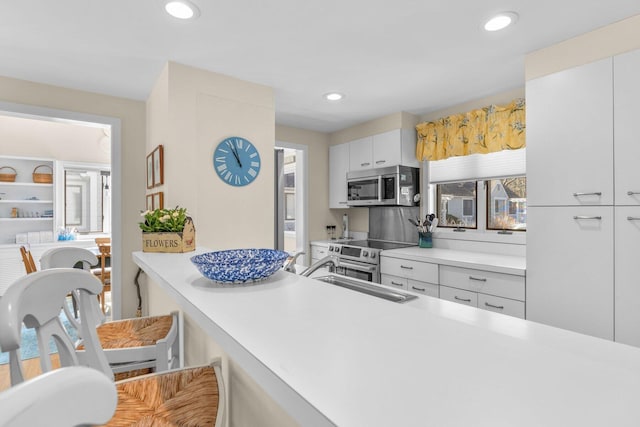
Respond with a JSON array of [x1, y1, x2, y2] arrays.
[[436, 181, 477, 228], [487, 177, 527, 231]]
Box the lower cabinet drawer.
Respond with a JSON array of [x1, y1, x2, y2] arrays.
[[439, 286, 477, 307], [381, 274, 408, 290], [478, 294, 525, 319], [440, 265, 525, 301], [407, 280, 438, 298], [311, 245, 328, 260], [380, 256, 438, 283]]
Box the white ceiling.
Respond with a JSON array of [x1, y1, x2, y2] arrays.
[[3, 1, 640, 133]]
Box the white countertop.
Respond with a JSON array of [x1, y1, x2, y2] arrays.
[[381, 247, 526, 275], [134, 248, 640, 427]]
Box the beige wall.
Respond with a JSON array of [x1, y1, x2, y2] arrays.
[[149, 62, 275, 250], [526, 14, 640, 80], [0, 75, 146, 318], [145, 62, 297, 427]]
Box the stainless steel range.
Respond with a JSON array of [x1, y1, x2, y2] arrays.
[[327, 206, 420, 283], [328, 239, 415, 283]]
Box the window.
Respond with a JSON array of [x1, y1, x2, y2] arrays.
[[487, 177, 526, 231], [436, 181, 477, 229]]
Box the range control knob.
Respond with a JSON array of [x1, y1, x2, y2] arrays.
[[370, 252, 377, 259], [329, 246, 336, 252], [362, 251, 369, 257]]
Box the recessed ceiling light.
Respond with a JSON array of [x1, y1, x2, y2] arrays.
[[324, 93, 344, 101], [165, 0, 200, 20], [484, 12, 518, 32]]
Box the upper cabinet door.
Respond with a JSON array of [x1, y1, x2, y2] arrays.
[[372, 129, 402, 168], [349, 136, 373, 171], [526, 58, 614, 206], [614, 49, 640, 206]]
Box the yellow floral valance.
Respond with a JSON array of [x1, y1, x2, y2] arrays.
[[416, 98, 525, 161]]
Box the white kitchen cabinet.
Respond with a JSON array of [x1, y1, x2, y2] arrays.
[[407, 280, 438, 297], [439, 265, 525, 301], [439, 265, 525, 319], [613, 49, 640, 206], [329, 143, 350, 209], [614, 207, 640, 346], [478, 294, 525, 319], [380, 256, 438, 284], [527, 206, 614, 340], [381, 274, 408, 290], [439, 285, 477, 308], [526, 58, 613, 206], [310, 241, 329, 264], [348, 129, 419, 172], [348, 136, 373, 171]]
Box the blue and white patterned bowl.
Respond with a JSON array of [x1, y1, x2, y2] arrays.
[[190, 249, 290, 283]]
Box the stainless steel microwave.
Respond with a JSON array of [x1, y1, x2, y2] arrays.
[[347, 165, 419, 207]]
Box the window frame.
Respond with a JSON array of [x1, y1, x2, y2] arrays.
[[435, 180, 478, 230], [485, 176, 527, 232]]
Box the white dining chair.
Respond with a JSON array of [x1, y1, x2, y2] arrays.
[[0, 268, 224, 426], [0, 366, 117, 427], [39, 247, 181, 378]]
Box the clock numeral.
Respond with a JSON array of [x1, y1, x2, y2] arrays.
[[251, 161, 260, 168], [236, 139, 243, 149], [225, 171, 232, 182], [249, 152, 258, 159], [244, 176, 250, 183], [215, 157, 226, 163], [248, 168, 257, 178], [217, 164, 227, 173], [218, 148, 229, 154], [235, 176, 241, 185]]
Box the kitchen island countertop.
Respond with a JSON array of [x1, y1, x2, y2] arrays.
[[134, 248, 640, 427]]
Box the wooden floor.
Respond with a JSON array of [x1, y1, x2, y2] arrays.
[[0, 354, 60, 391]]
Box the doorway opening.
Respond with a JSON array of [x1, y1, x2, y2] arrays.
[[275, 142, 308, 266], [0, 101, 121, 318]]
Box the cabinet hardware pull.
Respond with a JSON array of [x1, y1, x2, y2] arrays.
[[454, 296, 471, 302], [361, 162, 370, 167], [573, 216, 602, 220], [469, 276, 487, 282], [572, 192, 602, 197], [628, 217, 640, 221], [411, 286, 425, 292], [627, 191, 640, 196], [400, 265, 413, 270], [484, 302, 504, 310], [375, 160, 386, 164], [391, 281, 403, 286], [497, 230, 513, 235], [339, 201, 347, 204]]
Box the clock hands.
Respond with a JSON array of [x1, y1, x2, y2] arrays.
[[227, 142, 243, 168]]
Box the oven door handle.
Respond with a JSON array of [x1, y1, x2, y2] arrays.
[[339, 261, 377, 273]]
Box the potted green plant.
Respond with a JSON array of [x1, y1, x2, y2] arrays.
[[139, 207, 196, 253]]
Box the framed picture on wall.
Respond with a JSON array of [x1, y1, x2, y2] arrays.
[[152, 145, 164, 187], [146, 194, 153, 211], [146, 152, 154, 189], [152, 191, 164, 210]]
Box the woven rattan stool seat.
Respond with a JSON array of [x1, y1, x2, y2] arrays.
[[108, 365, 220, 426], [95, 315, 174, 349]]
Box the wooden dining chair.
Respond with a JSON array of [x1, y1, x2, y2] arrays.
[[0, 268, 224, 426], [93, 237, 112, 314], [39, 247, 181, 379], [19, 245, 37, 274]]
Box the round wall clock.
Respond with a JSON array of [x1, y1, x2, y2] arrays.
[[213, 136, 261, 186]]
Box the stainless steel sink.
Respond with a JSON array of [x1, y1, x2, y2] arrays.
[[313, 275, 418, 303]]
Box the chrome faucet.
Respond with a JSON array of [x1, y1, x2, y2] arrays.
[[300, 255, 340, 277], [283, 251, 306, 273]]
